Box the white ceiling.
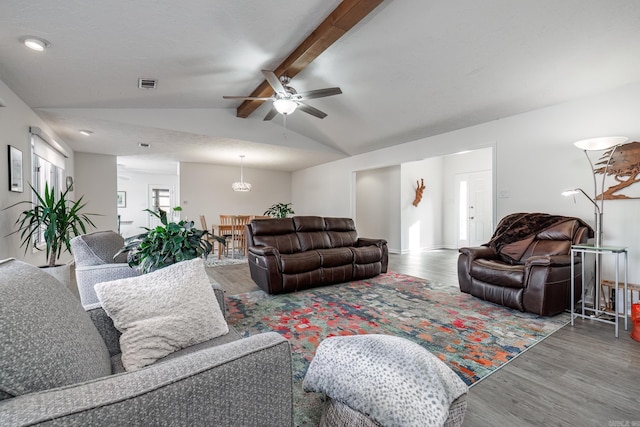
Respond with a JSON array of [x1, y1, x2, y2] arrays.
[[2, 0, 640, 172]]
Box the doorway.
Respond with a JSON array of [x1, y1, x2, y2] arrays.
[[456, 170, 492, 248]]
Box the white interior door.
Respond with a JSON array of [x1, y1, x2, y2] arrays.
[[456, 170, 492, 248]]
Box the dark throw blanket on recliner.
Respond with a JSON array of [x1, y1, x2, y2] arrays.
[[486, 212, 594, 256]]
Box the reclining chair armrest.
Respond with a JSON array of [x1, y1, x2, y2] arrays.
[[523, 254, 580, 316], [85, 281, 227, 357], [356, 238, 387, 247], [248, 245, 279, 257], [525, 254, 573, 267], [0, 332, 293, 427], [458, 246, 497, 262], [457, 246, 498, 294], [356, 238, 389, 273]]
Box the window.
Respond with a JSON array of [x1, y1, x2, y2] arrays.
[[458, 180, 468, 241], [31, 134, 66, 246], [150, 188, 171, 213]]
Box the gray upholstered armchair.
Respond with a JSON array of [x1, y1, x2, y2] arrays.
[[0, 258, 293, 426], [70, 230, 139, 305]]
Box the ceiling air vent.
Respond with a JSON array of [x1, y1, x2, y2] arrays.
[[138, 78, 157, 89]]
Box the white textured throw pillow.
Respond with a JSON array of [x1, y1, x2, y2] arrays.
[[95, 258, 228, 371]]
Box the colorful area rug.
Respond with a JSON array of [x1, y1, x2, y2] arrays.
[[226, 272, 569, 426]]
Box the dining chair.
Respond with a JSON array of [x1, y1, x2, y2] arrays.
[[200, 215, 226, 258], [232, 215, 251, 257], [219, 215, 251, 258], [218, 215, 237, 258]]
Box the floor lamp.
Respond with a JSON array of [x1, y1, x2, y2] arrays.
[[562, 136, 628, 310]]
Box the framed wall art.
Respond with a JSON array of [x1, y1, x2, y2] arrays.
[[8, 145, 23, 192], [117, 191, 126, 208]]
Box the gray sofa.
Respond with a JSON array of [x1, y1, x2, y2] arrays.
[[0, 258, 293, 426], [70, 230, 140, 306]]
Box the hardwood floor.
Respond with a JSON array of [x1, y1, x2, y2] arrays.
[[208, 250, 640, 426]]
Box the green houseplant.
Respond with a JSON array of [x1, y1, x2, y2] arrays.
[[118, 207, 225, 274], [5, 183, 96, 268], [263, 202, 295, 218]]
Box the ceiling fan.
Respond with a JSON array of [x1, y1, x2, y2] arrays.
[[223, 70, 342, 120]]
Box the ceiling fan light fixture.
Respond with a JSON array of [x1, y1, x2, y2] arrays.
[[273, 98, 297, 115]]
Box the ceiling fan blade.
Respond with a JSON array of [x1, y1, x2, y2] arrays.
[[296, 87, 342, 100], [261, 70, 287, 95], [223, 95, 273, 100], [297, 102, 327, 119], [263, 106, 278, 121]]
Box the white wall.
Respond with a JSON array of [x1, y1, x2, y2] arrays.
[[355, 166, 401, 252], [400, 157, 444, 253], [0, 80, 75, 265], [75, 152, 118, 234], [179, 162, 291, 231], [293, 82, 640, 283]]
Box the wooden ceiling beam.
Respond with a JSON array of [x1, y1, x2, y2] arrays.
[[236, 0, 383, 119]]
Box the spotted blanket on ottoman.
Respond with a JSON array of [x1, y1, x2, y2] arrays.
[[302, 334, 468, 427]]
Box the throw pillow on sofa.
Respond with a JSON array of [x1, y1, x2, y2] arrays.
[[95, 257, 228, 371]]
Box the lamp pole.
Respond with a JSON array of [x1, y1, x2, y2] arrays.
[[573, 137, 627, 311]]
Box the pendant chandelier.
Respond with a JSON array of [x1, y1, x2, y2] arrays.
[[232, 155, 252, 192]]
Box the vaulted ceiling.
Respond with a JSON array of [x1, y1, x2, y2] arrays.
[[1, 0, 640, 172]]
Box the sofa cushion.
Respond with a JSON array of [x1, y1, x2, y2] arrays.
[[317, 248, 354, 267], [325, 218, 358, 248], [94, 258, 228, 371], [254, 234, 302, 254], [71, 231, 128, 265], [249, 218, 301, 254], [279, 251, 322, 274], [293, 216, 326, 231], [536, 220, 578, 240], [298, 232, 332, 251], [0, 259, 111, 399], [250, 217, 295, 235], [351, 245, 382, 264], [521, 240, 572, 259], [471, 259, 525, 288]]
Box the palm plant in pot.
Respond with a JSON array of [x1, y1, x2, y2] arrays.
[[5, 182, 97, 284], [263, 202, 295, 218], [118, 207, 225, 274]]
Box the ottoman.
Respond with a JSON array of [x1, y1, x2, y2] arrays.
[[303, 334, 468, 427]]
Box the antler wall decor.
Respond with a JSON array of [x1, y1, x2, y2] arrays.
[[412, 178, 426, 207]]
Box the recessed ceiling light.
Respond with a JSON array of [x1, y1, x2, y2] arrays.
[[20, 36, 51, 51], [79, 129, 93, 136], [138, 143, 151, 148]]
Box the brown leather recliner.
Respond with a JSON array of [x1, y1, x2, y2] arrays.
[[458, 213, 593, 316], [245, 216, 388, 294]]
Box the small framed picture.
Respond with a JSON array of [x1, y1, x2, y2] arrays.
[[117, 191, 126, 208], [8, 145, 23, 193]]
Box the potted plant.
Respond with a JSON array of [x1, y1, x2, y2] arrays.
[[118, 207, 225, 274], [5, 182, 97, 284], [263, 202, 295, 218]]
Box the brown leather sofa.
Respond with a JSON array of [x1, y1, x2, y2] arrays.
[[458, 213, 593, 316], [245, 216, 388, 294]]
